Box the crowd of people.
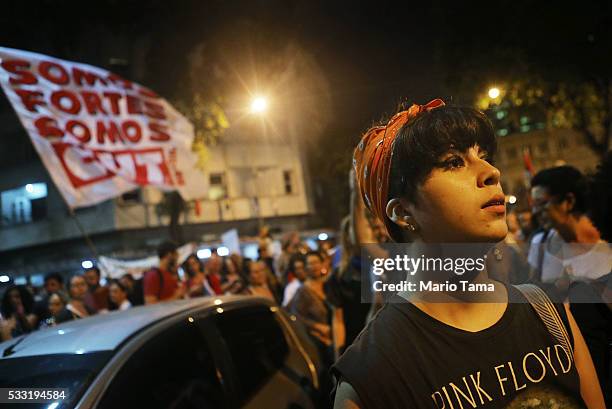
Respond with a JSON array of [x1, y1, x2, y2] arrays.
[[0, 103, 610, 407]]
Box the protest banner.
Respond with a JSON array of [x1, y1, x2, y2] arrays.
[[0, 47, 207, 208]]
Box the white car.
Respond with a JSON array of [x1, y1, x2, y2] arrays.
[[0, 296, 323, 409]]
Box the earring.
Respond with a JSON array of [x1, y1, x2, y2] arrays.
[[407, 224, 417, 232]]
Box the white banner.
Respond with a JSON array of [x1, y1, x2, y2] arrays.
[[99, 242, 196, 279], [0, 47, 207, 208]]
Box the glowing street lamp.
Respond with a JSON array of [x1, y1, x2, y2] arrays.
[[488, 87, 501, 99], [250, 96, 268, 114]]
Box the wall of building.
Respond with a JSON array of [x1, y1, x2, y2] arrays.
[[496, 128, 601, 197]]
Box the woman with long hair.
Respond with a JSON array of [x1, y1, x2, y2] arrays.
[[0, 285, 37, 341], [332, 100, 604, 408]]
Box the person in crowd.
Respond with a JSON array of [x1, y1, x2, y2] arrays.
[[182, 254, 214, 297], [108, 280, 132, 311], [119, 273, 144, 306], [84, 266, 110, 312], [40, 292, 72, 327], [290, 251, 345, 356], [276, 231, 301, 279], [221, 257, 246, 295], [528, 166, 609, 285], [143, 241, 185, 304], [204, 252, 224, 295], [325, 216, 371, 347], [333, 100, 604, 408], [0, 285, 37, 341], [33, 272, 66, 327], [244, 260, 277, 302], [258, 244, 278, 279], [66, 275, 96, 320], [282, 254, 307, 307]]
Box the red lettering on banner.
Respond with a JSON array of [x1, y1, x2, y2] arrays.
[[35, 116, 64, 138], [126, 94, 143, 115], [106, 73, 133, 90], [144, 101, 166, 120], [51, 143, 114, 188], [72, 67, 108, 87], [51, 142, 173, 188], [102, 91, 122, 115], [96, 120, 124, 144], [50, 90, 81, 115], [66, 120, 91, 143], [80, 91, 108, 115], [1, 60, 37, 85], [15, 89, 45, 112], [39, 61, 70, 85], [121, 120, 142, 143], [148, 122, 170, 142]]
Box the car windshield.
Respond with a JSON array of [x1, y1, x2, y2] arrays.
[[0, 351, 113, 408]]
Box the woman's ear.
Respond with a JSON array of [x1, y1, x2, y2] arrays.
[[386, 198, 418, 232]]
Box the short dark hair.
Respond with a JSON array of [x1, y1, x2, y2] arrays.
[[157, 240, 178, 259], [305, 251, 324, 262], [44, 272, 64, 286], [387, 105, 497, 242], [531, 166, 587, 214], [588, 152, 612, 241]]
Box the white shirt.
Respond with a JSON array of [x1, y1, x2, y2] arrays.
[[282, 279, 303, 307], [528, 229, 611, 283]]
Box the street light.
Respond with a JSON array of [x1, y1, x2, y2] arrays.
[[488, 87, 501, 99], [250, 96, 268, 114]]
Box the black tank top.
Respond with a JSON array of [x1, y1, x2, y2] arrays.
[[332, 285, 585, 409]]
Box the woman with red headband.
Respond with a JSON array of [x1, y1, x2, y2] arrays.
[[332, 100, 604, 408]]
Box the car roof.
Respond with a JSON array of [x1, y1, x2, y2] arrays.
[[0, 295, 267, 359]]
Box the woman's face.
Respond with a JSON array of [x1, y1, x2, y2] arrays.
[[70, 276, 88, 300], [48, 294, 64, 316], [187, 256, 201, 274], [249, 262, 267, 286], [403, 145, 508, 243], [109, 283, 126, 304]]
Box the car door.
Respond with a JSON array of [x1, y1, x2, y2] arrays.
[[95, 314, 229, 409], [211, 304, 315, 409]]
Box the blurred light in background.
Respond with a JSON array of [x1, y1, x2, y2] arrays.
[[217, 246, 229, 256], [250, 96, 268, 114], [81, 260, 94, 269], [318, 233, 329, 241], [197, 248, 212, 259], [488, 87, 500, 99], [508, 195, 517, 204], [0, 275, 9, 283]]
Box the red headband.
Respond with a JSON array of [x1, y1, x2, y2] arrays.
[[353, 99, 446, 237]]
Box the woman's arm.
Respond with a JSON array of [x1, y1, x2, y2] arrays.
[[564, 304, 605, 409]]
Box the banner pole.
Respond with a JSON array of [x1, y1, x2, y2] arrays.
[[67, 206, 100, 261]]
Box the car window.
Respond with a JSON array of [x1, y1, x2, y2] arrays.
[[214, 307, 289, 405], [0, 351, 112, 409], [98, 317, 225, 409]]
